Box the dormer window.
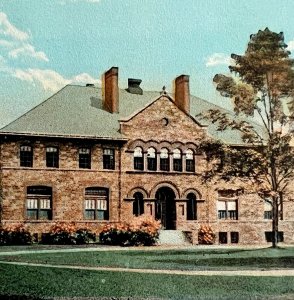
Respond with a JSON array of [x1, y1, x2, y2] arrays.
[[134, 147, 144, 170], [185, 149, 195, 172], [160, 148, 169, 171], [147, 147, 157, 171], [173, 149, 182, 172]]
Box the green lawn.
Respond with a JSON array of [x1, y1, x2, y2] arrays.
[[1, 247, 294, 271], [1, 263, 294, 300]]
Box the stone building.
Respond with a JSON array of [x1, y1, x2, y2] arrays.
[[0, 67, 293, 245]]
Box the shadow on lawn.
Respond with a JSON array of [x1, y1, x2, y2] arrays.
[[151, 256, 294, 269]]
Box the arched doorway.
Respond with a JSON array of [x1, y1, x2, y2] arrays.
[[155, 187, 176, 229]]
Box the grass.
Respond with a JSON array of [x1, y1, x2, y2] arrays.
[[1, 247, 294, 271], [1, 263, 294, 300]]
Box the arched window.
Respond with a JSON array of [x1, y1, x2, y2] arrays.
[[134, 147, 144, 170], [147, 147, 157, 171], [187, 193, 197, 220], [20, 145, 33, 167], [173, 149, 182, 172], [85, 187, 109, 220], [160, 148, 169, 171], [46, 146, 59, 168], [26, 186, 52, 220], [185, 149, 195, 172], [133, 192, 144, 216]]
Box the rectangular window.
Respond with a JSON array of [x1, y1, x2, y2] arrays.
[[20, 145, 33, 167], [160, 158, 169, 171], [103, 149, 115, 170], [46, 147, 59, 168], [79, 148, 91, 169], [85, 188, 109, 220], [265, 231, 284, 243], [173, 159, 182, 172], [231, 232, 239, 243], [219, 232, 228, 244], [217, 200, 238, 220], [186, 159, 195, 172], [27, 186, 52, 220], [134, 157, 144, 170], [147, 157, 157, 171]]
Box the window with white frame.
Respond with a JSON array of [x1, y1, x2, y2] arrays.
[[84, 187, 109, 220], [264, 200, 272, 220], [217, 200, 238, 220], [147, 147, 157, 171], [134, 147, 144, 170], [160, 148, 169, 171], [26, 186, 52, 220], [185, 149, 195, 172], [173, 149, 182, 172]]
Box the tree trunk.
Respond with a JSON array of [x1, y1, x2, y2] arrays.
[[272, 196, 279, 248]]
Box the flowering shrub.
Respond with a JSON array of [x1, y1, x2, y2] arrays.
[[99, 215, 160, 246], [41, 222, 96, 245], [198, 225, 216, 244], [0, 224, 32, 245]]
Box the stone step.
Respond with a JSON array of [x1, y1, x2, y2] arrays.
[[158, 230, 191, 245]]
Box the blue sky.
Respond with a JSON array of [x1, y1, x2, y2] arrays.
[[1, 0, 294, 127]]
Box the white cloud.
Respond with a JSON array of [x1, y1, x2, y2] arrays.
[[0, 12, 29, 41], [206, 53, 232, 67], [9, 44, 49, 62], [287, 40, 294, 51], [13, 68, 101, 92], [0, 12, 49, 62]]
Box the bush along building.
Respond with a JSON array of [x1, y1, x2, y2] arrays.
[[0, 67, 293, 245]]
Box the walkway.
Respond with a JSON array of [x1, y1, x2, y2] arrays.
[[1, 260, 294, 277]]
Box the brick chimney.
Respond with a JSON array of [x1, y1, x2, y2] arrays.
[[173, 74, 190, 114], [102, 67, 119, 113]]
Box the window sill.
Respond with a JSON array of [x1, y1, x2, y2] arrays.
[[126, 170, 200, 175]]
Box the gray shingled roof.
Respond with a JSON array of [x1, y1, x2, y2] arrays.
[[0, 85, 263, 144]]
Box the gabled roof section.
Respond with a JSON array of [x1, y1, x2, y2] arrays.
[[0, 84, 265, 144]]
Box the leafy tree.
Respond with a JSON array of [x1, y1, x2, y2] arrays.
[[200, 28, 294, 247]]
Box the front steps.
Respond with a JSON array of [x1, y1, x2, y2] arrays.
[[158, 230, 191, 245]]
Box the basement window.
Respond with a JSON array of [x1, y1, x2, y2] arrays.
[[219, 232, 228, 244]]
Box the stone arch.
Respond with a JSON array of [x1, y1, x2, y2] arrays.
[[182, 188, 202, 199], [150, 181, 180, 199], [127, 139, 146, 151], [127, 187, 149, 199]]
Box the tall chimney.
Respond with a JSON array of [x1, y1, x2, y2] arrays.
[[173, 74, 190, 114], [102, 67, 119, 113]]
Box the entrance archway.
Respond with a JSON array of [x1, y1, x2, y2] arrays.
[[155, 187, 176, 229]]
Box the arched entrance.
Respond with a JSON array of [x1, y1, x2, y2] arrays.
[[155, 187, 176, 229]]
